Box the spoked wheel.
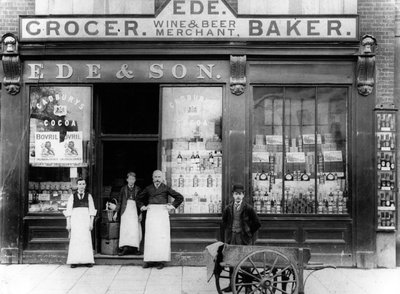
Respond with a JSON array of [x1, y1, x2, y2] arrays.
[[231, 249, 299, 294], [215, 265, 232, 294]]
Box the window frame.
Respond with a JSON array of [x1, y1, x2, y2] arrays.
[[249, 84, 351, 216]]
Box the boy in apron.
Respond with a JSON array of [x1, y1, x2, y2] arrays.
[[64, 178, 97, 268], [114, 171, 142, 256]]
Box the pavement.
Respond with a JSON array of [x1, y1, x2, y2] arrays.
[[0, 264, 399, 294]]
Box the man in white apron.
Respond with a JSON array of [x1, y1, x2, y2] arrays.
[[114, 172, 142, 256], [137, 170, 183, 269], [64, 178, 97, 268]]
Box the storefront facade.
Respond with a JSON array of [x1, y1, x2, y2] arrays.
[[0, 0, 397, 268]]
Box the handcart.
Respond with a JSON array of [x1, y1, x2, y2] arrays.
[[206, 243, 335, 294]]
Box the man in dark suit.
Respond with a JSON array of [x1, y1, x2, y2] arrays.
[[221, 183, 261, 292], [137, 170, 183, 269]]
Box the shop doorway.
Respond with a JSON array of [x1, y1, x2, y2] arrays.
[[94, 83, 160, 253], [102, 141, 158, 203]]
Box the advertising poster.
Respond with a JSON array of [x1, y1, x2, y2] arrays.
[[34, 132, 60, 164], [29, 86, 91, 167]]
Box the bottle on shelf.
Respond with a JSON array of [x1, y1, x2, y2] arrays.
[[178, 174, 185, 187], [385, 192, 391, 207], [390, 135, 395, 150], [193, 175, 199, 187], [208, 152, 214, 164], [217, 200, 222, 213], [208, 199, 214, 213], [195, 151, 201, 164], [177, 152, 183, 164], [206, 175, 213, 187], [389, 155, 395, 170], [389, 193, 395, 208], [377, 134, 381, 149], [379, 152, 386, 169]]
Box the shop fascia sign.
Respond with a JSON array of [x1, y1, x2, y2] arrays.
[[19, 0, 358, 41], [23, 60, 229, 82]]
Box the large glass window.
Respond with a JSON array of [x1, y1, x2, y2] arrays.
[[161, 87, 223, 214], [28, 86, 92, 214], [252, 86, 348, 215]]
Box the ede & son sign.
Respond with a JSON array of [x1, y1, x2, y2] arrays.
[[20, 0, 358, 41]]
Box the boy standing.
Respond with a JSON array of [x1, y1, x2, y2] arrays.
[[64, 178, 97, 268], [114, 172, 142, 256], [222, 184, 261, 245], [221, 184, 261, 292]]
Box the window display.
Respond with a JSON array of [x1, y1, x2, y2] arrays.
[[375, 108, 397, 230], [161, 87, 223, 214], [252, 86, 348, 215], [28, 86, 92, 214]]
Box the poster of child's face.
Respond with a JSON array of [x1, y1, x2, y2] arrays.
[[42, 141, 55, 156], [65, 140, 79, 156]]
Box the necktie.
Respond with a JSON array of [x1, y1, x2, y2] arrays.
[[79, 193, 83, 200], [235, 203, 240, 211]]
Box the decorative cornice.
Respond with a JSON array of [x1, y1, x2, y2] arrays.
[[356, 34, 377, 97], [1, 33, 21, 95], [230, 55, 246, 96]]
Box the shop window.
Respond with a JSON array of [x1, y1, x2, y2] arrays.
[[161, 87, 223, 214], [28, 86, 92, 214], [252, 86, 349, 215]]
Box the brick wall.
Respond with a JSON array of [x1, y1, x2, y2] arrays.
[[0, 0, 35, 36], [359, 0, 396, 104]]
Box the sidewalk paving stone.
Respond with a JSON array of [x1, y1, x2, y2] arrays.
[[0, 264, 399, 294]]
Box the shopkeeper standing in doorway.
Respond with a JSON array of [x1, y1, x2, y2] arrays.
[[137, 170, 183, 269], [114, 171, 142, 256], [64, 178, 97, 268]]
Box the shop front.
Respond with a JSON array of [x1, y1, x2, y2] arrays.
[[0, 0, 385, 268]]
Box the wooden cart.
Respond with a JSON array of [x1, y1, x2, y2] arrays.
[[207, 243, 335, 294]]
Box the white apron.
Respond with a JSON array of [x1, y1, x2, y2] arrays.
[[143, 204, 171, 262], [67, 207, 94, 264], [119, 199, 142, 248]]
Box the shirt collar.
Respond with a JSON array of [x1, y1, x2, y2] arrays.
[[234, 200, 242, 208]]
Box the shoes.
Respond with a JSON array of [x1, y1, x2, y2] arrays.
[[157, 262, 164, 270], [222, 285, 232, 292], [86, 264, 93, 268], [118, 247, 128, 256], [133, 250, 142, 256], [142, 262, 149, 268], [70, 264, 77, 268]]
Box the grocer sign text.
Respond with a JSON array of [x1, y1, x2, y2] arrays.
[[20, 0, 358, 41]]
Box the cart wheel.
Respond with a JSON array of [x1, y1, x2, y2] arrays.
[[215, 265, 232, 294], [231, 249, 299, 294]]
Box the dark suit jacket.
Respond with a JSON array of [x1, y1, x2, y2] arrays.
[[116, 185, 141, 221], [222, 201, 261, 245], [137, 183, 183, 209]]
